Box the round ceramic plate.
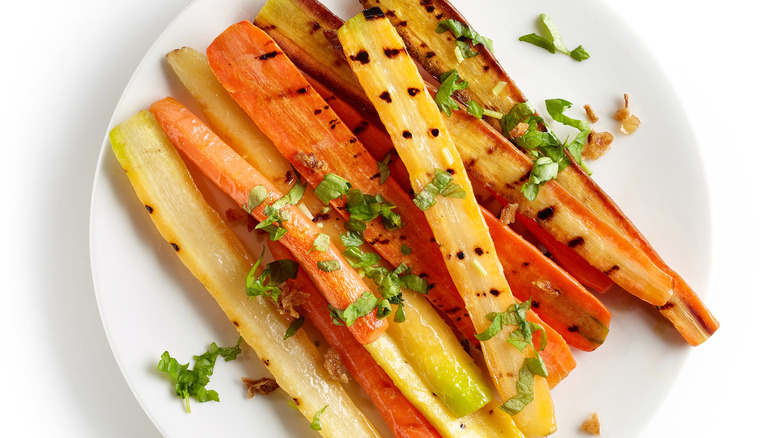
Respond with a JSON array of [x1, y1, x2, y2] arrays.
[[90, 0, 712, 436]]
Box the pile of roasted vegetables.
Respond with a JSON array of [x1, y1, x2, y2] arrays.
[[108, 0, 718, 436]]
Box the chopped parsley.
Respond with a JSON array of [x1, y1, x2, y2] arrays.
[[377, 153, 392, 185], [284, 315, 305, 340], [309, 233, 330, 253], [314, 173, 403, 233], [329, 291, 386, 326], [499, 99, 591, 201], [413, 169, 467, 211], [518, 14, 590, 61], [250, 174, 306, 241], [316, 260, 341, 272], [473, 301, 549, 415], [310, 404, 329, 430], [436, 18, 494, 60], [157, 337, 243, 413], [435, 70, 469, 116], [245, 254, 299, 302]]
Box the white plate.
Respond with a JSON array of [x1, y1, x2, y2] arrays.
[[90, 0, 712, 436]]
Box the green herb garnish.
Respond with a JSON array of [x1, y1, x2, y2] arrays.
[[284, 315, 305, 340], [518, 14, 590, 61], [246, 255, 299, 301], [329, 291, 382, 326], [310, 404, 329, 430], [243, 185, 268, 214], [436, 18, 494, 60], [252, 175, 306, 241], [314, 173, 351, 203], [413, 169, 467, 211], [157, 337, 243, 413], [435, 70, 469, 116], [316, 260, 341, 272], [309, 233, 330, 253]]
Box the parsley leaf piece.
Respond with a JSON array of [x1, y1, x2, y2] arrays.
[[377, 159, 390, 185], [340, 231, 364, 248], [243, 185, 268, 214], [474, 312, 504, 341], [466, 100, 484, 119], [499, 364, 535, 416], [500, 101, 536, 138], [398, 272, 429, 294], [545, 98, 591, 166], [314, 173, 352, 203], [309, 233, 330, 253], [436, 18, 494, 55], [284, 315, 305, 340], [246, 256, 299, 301], [413, 169, 467, 210], [330, 291, 380, 326], [435, 70, 469, 116], [157, 337, 243, 413], [310, 405, 329, 431], [400, 244, 413, 255], [517, 33, 555, 53], [394, 301, 407, 323], [271, 175, 306, 209], [519, 14, 590, 62], [316, 260, 341, 272]]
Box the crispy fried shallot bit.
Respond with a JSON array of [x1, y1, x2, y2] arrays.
[[276, 283, 309, 319], [499, 203, 519, 225], [294, 150, 327, 171], [583, 130, 615, 160], [508, 121, 529, 139], [580, 412, 601, 436], [323, 348, 349, 384], [614, 94, 640, 134], [583, 104, 599, 123], [242, 377, 280, 398]]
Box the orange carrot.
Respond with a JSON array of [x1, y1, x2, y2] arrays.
[[514, 213, 613, 293], [528, 310, 575, 388], [149, 96, 387, 345], [484, 211, 611, 351], [267, 241, 441, 438]]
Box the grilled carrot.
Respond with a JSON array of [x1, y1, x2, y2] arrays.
[[149, 96, 387, 345], [513, 214, 614, 293]]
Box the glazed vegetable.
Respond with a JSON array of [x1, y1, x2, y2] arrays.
[[364, 0, 717, 344], [109, 110, 380, 437], [338, 10, 555, 436], [253, 0, 676, 308], [148, 96, 388, 345]]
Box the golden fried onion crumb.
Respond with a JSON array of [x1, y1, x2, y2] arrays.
[[242, 377, 280, 398], [581, 412, 601, 436], [583, 104, 599, 123], [276, 283, 309, 319], [324, 348, 349, 384], [509, 121, 529, 139], [614, 94, 641, 134], [583, 130, 615, 160], [499, 203, 519, 225]]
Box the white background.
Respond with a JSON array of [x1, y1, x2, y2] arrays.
[[3, 0, 778, 437]]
